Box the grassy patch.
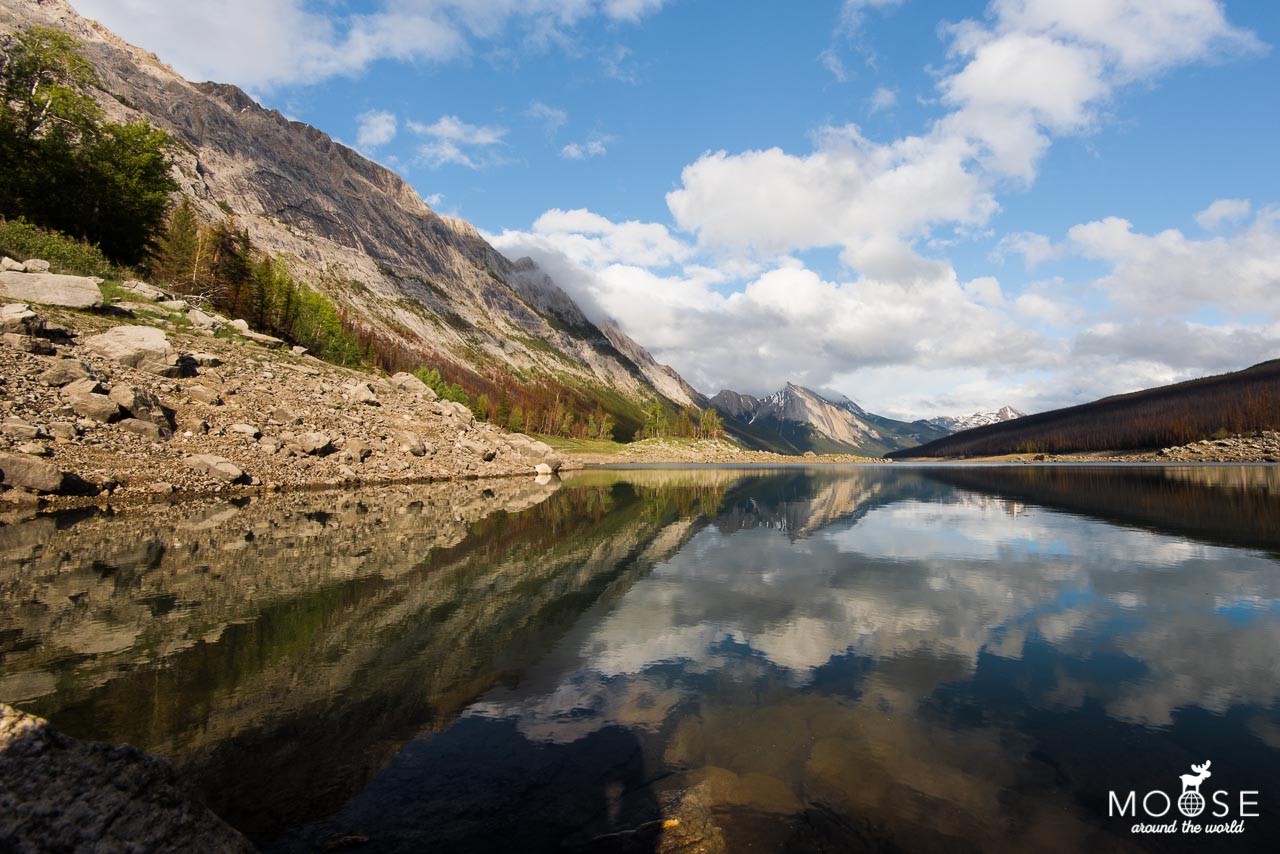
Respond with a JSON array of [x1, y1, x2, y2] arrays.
[[531, 434, 627, 455]]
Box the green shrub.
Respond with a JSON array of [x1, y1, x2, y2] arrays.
[[0, 217, 115, 276]]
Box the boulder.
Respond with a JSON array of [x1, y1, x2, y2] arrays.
[[0, 256, 22, 272], [241, 330, 285, 348], [0, 452, 64, 493], [83, 325, 181, 376], [389, 372, 438, 400], [1, 417, 43, 440], [0, 303, 42, 335], [0, 419, 43, 440], [117, 418, 170, 441], [347, 381, 380, 406], [189, 351, 222, 366], [1, 333, 55, 354], [0, 703, 254, 854], [229, 319, 250, 333], [187, 309, 220, 330], [39, 359, 92, 387], [21, 259, 51, 273], [187, 384, 222, 406], [158, 299, 189, 311], [339, 439, 372, 464], [392, 430, 426, 457], [296, 432, 334, 456], [121, 279, 168, 300], [185, 454, 246, 483], [0, 271, 102, 308], [62, 379, 121, 423], [230, 423, 261, 439], [108, 384, 171, 427]]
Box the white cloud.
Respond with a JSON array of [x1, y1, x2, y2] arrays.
[[354, 109, 397, 152], [993, 231, 1063, 269], [1195, 198, 1252, 230], [819, 49, 849, 82], [667, 0, 1261, 272], [491, 209, 1043, 396], [408, 115, 508, 169], [1067, 209, 1280, 316], [868, 86, 897, 112], [524, 100, 568, 133], [72, 0, 671, 91], [560, 135, 614, 159]]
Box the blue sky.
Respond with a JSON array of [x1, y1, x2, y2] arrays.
[[73, 0, 1280, 417]]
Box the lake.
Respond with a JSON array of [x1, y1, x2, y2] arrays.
[[2, 465, 1278, 852]]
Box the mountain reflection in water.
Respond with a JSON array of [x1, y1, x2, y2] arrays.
[[1, 465, 1278, 852]]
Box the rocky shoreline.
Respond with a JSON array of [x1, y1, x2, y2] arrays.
[[0, 261, 568, 511]]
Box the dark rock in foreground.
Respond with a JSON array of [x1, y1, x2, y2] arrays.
[[0, 703, 255, 853]]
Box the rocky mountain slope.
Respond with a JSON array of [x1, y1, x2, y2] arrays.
[[921, 405, 1024, 434], [0, 0, 691, 437], [710, 382, 948, 457]]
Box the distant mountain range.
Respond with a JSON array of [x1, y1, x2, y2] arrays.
[[710, 383, 1022, 457], [922, 406, 1025, 434]]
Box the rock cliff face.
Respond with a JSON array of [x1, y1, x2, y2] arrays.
[[0, 1, 692, 422]]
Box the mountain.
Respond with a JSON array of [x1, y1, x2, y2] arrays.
[[1, 1, 696, 439], [711, 382, 950, 457], [890, 360, 1280, 459], [921, 405, 1025, 434]]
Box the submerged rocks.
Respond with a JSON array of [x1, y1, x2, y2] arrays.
[[0, 703, 255, 853], [0, 271, 103, 308], [83, 325, 182, 377]]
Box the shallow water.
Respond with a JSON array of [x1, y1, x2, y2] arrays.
[[2, 465, 1278, 851]]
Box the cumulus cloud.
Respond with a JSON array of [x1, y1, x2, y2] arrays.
[[667, 0, 1261, 268], [1195, 197, 1252, 230], [490, 209, 1042, 396], [73, 0, 671, 91], [408, 115, 508, 169], [354, 109, 397, 152], [1067, 209, 1280, 316]]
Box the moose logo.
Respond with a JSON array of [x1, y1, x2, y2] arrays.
[[1177, 761, 1211, 817], [1108, 759, 1260, 836]]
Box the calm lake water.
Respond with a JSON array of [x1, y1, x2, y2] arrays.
[[2, 465, 1278, 852]]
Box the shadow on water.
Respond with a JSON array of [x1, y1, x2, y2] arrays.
[[3, 464, 1280, 852]]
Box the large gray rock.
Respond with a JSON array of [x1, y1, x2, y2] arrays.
[[0, 703, 254, 853], [0, 303, 42, 335], [20, 259, 50, 273], [389, 372, 438, 400], [83, 325, 181, 377], [109, 384, 171, 427], [39, 359, 92, 387], [0, 451, 64, 493], [296, 431, 334, 456], [121, 279, 168, 300], [0, 271, 102, 308], [187, 309, 220, 330], [392, 430, 426, 457], [347, 381, 380, 406], [185, 454, 246, 483], [117, 418, 171, 441], [0, 256, 22, 272], [62, 379, 122, 423]]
